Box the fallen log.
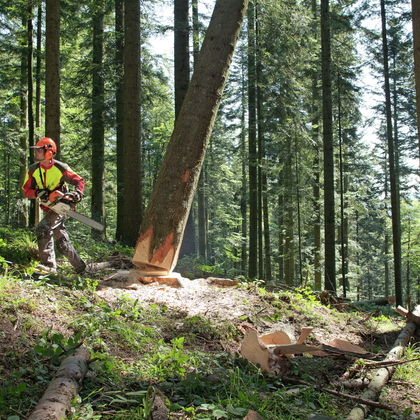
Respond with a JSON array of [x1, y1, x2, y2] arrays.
[[396, 305, 420, 325], [28, 347, 91, 420], [345, 305, 420, 420], [352, 296, 396, 307]]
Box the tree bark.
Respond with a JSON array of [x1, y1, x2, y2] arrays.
[[19, 13, 28, 229], [132, 0, 249, 274], [115, 0, 124, 243], [91, 2, 105, 239], [194, 0, 207, 260], [175, 0, 196, 257], [321, 0, 336, 294], [30, 6, 38, 226], [381, 0, 402, 306], [311, 0, 321, 291], [241, 61, 248, 274], [122, 0, 142, 246], [45, 0, 60, 157], [248, 0, 258, 279], [285, 145, 294, 286], [411, 0, 420, 169], [28, 347, 90, 420]]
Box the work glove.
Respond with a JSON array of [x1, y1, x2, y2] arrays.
[[72, 191, 83, 203], [35, 189, 50, 201]]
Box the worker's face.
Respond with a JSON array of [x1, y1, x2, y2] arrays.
[[34, 148, 46, 162]]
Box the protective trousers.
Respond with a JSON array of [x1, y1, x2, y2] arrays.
[[35, 210, 86, 273]]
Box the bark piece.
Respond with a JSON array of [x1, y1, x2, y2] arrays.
[[208, 278, 239, 287], [132, 0, 249, 275], [328, 339, 367, 354], [296, 327, 313, 344], [273, 344, 321, 356], [28, 347, 90, 420], [345, 305, 420, 420], [259, 331, 291, 346], [244, 410, 264, 420], [240, 329, 270, 372]]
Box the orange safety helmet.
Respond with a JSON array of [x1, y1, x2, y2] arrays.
[[30, 137, 57, 159]]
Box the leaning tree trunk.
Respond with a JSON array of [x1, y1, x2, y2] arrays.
[[132, 0, 249, 274]]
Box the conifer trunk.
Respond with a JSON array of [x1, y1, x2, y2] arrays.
[[311, 0, 321, 291], [381, 0, 402, 306], [132, 0, 249, 274], [175, 0, 196, 257], [411, 0, 420, 168], [248, 0, 258, 279], [115, 0, 124, 242], [19, 14, 28, 229], [241, 62, 248, 274], [45, 0, 60, 157], [91, 2, 105, 238], [321, 0, 336, 293], [122, 0, 142, 246], [285, 147, 294, 286], [194, 0, 207, 260]]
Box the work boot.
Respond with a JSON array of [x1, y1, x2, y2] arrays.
[[35, 264, 57, 274], [74, 261, 86, 274]]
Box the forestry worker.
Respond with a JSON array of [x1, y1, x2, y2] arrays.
[[22, 137, 86, 274]]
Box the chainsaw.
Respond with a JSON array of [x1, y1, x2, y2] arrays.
[[37, 190, 104, 231]]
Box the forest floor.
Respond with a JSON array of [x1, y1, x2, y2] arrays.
[[1, 247, 420, 420]]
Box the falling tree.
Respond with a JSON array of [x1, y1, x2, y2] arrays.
[[132, 0, 249, 274]]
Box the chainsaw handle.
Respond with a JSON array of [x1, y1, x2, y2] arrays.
[[49, 190, 76, 203]]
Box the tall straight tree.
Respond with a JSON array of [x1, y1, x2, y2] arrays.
[[175, 0, 196, 257], [381, 0, 402, 306], [411, 0, 420, 167], [255, 1, 271, 281], [311, 0, 322, 291], [122, 0, 142, 246], [194, 0, 207, 260], [132, 0, 249, 274], [19, 12, 28, 228], [28, 6, 36, 226], [115, 0, 124, 242], [321, 0, 335, 293], [45, 0, 60, 157], [248, 0, 258, 279], [91, 1, 105, 238]]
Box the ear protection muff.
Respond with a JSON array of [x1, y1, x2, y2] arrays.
[[44, 146, 54, 160]]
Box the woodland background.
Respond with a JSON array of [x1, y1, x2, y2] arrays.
[[1, 0, 419, 307]]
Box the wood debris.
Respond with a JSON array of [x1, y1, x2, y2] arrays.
[[240, 326, 370, 374]]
